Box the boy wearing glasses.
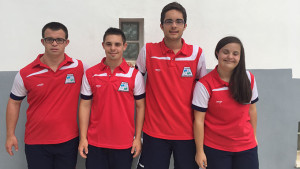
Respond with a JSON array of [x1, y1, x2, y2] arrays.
[[78, 27, 145, 169], [5, 22, 85, 169], [136, 2, 207, 169]]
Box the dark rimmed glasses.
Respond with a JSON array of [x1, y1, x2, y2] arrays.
[[43, 37, 67, 44]]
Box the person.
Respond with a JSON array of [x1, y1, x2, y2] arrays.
[[192, 36, 259, 169], [5, 22, 86, 169], [78, 27, 145, 169], [136, 2, 207, 169]]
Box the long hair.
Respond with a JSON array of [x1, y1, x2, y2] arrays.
[[215, 36, 252, 104]]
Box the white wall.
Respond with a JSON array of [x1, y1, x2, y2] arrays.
[[1, 0, 299, 77]]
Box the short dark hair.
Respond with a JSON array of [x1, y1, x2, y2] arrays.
[[42, 22, 68, 39], [215, 36, 252, 104], [161, 2, 187, 25], [103, 27, 126, 44]]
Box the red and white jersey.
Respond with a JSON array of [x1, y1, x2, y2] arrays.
[[81, 58, 145, 149], [136, 39, 207, 140], [10, 54, 85, 144], [192, 66, 259, 152]]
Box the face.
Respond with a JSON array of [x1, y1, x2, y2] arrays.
[[102, 34, 127, 62], [41, 29, 69, 57], [160, 9, 186, 41], [216, 43, 241, 72]]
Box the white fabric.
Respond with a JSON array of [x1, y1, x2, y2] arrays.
[[134, 71, 146, 96], [136, 45, 147, 74], [192, 81, 209, 109], [11, 72, 27, 97]]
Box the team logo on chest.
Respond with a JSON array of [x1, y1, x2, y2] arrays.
[[181, 67, 193, 77], [65, 74, 75, 84], [118, 82, 129, 92]]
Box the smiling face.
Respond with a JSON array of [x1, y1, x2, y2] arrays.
[[41, 28, 69, 57], [216, 43, 241, 72], [102, 34, 127, 62], [160, 9, 186, 42]]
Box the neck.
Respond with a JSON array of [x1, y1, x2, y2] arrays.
[[40, 53, 65, 72], [164, 38, 182, 54], [217, 66, 233, 83], [104, 58, 123, 73]]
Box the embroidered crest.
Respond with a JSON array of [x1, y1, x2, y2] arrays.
[[118, 82, 129, 92], [181, 67, 193, 77], [65, 74, 75, 84]]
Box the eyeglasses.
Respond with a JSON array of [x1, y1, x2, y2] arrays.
[[43, 38, 67, 44], [163, 19, 185, 26]]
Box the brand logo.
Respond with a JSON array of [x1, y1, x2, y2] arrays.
[[96, 85, 101, 88], [216, 101, 223, 104], [181, 67, 193, 77], [138, 163, 144, 168], [65, 74, 75, 84], [36, 83, 44, 87], [155, 69, 161, 72], [118, 82, 129, 92]]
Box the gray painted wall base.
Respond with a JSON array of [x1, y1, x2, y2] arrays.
[[1, 69, 300, 169]]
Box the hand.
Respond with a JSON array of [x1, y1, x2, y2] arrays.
[[78, 138, 89, 158], [131, 138, 142, 158], [6, 135, 18, 156], [195, 151, 207, 169]]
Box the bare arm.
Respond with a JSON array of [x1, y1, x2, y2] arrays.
[[249, 103, 257, 142], [131, 98, 145, 158], [194, 110, 207, 169], [78, 99, 92, 158], [6, 98, 22, 156]]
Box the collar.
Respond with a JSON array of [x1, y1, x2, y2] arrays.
[[212, 65, 229, 87], [160, 38, 188, 56], [31, 53, 73, 68], [99, 57, 129, 73]]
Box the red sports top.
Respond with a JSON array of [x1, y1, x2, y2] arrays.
[[136, 39, 207, 140], [192, 66, 259, 152], [10, 54, 84, 144], [81, 58, 145, 149]]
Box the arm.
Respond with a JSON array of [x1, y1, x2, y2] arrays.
[[249, 103, 257, 143], [131, 98, 145, 158], [194, 110, 207, 169], [6, 98, 22, 156], [78, 99, 92, 158]]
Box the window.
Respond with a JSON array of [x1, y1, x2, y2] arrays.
[[296, 122, 300, 168], [119, 18, 144, 62]]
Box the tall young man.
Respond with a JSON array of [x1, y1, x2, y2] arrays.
[[5, 22, 85, 169], [78, 27, 145, 169], [136, 2, 207, 169]]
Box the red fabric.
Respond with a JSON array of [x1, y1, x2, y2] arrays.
[[19, 54, 83, 144], [143, 39, 203, 140]]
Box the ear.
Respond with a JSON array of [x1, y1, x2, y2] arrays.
[[215, 51, 219, 59], [102, 42, 105, 49], [123, 42, 128, 51], [65, 39, 70, 46], [183, 23, 187, 31], [160, 24, 164, 30], [41, 39, 45, 46]]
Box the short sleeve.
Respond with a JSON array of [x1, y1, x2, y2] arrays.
[[195, 49, 207, 80], [134, 71, 146, 100], [246, 71, 259, 104], [191, 81, 210, 112], [80, 73, 92, 100], [10, 72, 27, 100], [136, 45, 147, 74]]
